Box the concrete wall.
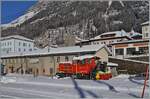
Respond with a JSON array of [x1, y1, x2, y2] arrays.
[[95, 47, 109, 62], [142, 25, 150, 39], [109, 57, 148, 74], [127, 56, 149, 62]]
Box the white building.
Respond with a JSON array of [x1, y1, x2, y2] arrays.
[[0, 35, 34, 54], [75, 30, 132, 46], [141, 21, 150, 39]]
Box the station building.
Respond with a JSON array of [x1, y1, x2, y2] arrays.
[[1, 45, 111, 76]]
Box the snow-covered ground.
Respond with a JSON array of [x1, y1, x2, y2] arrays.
[[0, 74, 149, 98]]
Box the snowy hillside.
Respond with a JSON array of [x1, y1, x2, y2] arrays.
[[2, 11, 39, 29], [1, 1, 149, 47]]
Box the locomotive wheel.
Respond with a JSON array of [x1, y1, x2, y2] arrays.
[[85, 75, 90, 80], [76, 73, 82, 79]]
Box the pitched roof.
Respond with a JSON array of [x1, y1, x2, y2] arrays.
[[1, 35, 34, 42], [73, 55, 95, 60], [111, 39, 149, 45], [1, 45, 110, 58], [141, 21, 149, 25], [91, 30, 129, 40]]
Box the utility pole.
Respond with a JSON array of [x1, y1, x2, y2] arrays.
[[0, 36, 1, 77], [0, 33, 1, 76], [141, 64, 149, 98]]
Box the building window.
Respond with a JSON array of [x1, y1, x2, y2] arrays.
[[57, 57, 60, 62], [29, 49, 32, 51], [117, 40, 121, 42], [139, 47, 149, 54], [12, 59, 15, 63], [145, 33, 149, 37], [24, 49, 26, 51], [16, 59, 18, 63], [115, 48, 124, 55], [9, 59, 11, 63], [18, 48, 21, 52], [19, 42, 21, 46], [49, 68, 53, 75], [127, 48, 136, 55], [97, 42, 99, 44], [65, 56, 69, 61], [23, 43, 26, 46], [29, 44, 31, 47]]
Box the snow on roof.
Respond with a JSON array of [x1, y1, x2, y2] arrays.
[[1, 45, 108, 58], [107, 62, 118, 67], [59, 61, 72, 64], [141, 21, 149, 25], [73, 55, 95, 60], [91, 30, 129, 40], [111, 39, 149, 45], [130, 33, 142, 37], [1, 35, 34, 42]]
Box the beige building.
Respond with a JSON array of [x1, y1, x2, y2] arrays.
[[141, 21, 150, 39], [111, 39, 149, 58], [1, 45, 111, 76]]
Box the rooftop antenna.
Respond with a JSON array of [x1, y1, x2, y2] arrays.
[[79, 32, 84, 48], [48, 30, 51, 52]]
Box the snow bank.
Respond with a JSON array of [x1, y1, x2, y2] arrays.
[[114, 74, 130, 78], [0, 76, 16, 83], [49, 76, 70, 80], [49, 75, 59, 79]]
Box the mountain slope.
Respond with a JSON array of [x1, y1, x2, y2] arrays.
[[1, 1, 149, 47]]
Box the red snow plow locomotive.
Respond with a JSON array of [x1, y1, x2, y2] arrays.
[[57, 55, 112, 80]]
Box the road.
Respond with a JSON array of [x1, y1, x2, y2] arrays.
[[0, 74, 149, 98]]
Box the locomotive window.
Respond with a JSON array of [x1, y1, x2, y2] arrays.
[[77, 60, 82, 64], [88, 59, 91, 64], [57, 57, 60, 62], [81, 59, 85, 64], [65, 56, 69, 61]]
